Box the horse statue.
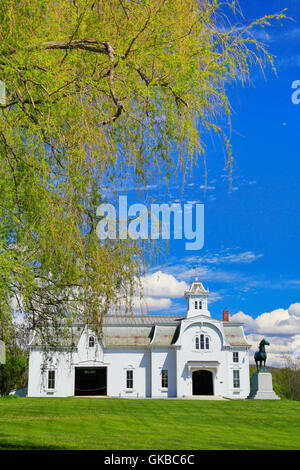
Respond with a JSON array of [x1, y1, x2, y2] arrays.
[[254, 338, 270, 372]]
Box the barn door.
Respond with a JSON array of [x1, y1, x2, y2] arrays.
[[75, 367, 107, 396], [192, 370, 213, 395]]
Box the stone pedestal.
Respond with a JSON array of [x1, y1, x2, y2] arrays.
[[248, 372, 280, 399]]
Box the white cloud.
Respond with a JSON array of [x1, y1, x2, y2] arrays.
[[141, 271, 188, 298], [231, 303, 300, 366], [250, 28, 273, 43], [164, 252, 300, 294], [231, 303, 300, 336], [246, 333, 296, 368], [201, 251, 263, 265], [277, 54, 300, 69], [182, 250, 263, 266], [167, 263, 248, 286], [132, 270, 222, 313], [132, 296, 172, 313], [199, 185, 216, 190], [121, 271, 188, 314], [283, 27, 300, 40], [207, 291, 224, 304], [250, 26, 300, 46]]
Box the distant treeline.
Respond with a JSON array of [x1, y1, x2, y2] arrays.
[[0, 323, 29, 397]]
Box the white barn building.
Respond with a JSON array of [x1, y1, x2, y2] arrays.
[[28, 281, 251, 399]]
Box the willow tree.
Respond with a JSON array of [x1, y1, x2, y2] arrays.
[[0, 0, 285, 337]]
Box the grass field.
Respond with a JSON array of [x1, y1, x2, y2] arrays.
[[0, 396, 299, 450]]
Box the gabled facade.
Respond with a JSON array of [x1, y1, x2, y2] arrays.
[[28, 281, 251, 399]]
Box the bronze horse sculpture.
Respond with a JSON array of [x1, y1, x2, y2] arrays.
[[254, 338, 270, 372]]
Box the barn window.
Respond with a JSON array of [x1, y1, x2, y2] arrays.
[[89, 336, 95, 348], [126, 370, 133, 389], [233, 370, 240, 388], [194, 300, 203, 310], [195, 334, 210, 351], [48, 370, 55, 389], [233, 352, 239, 363], [161, 370, 168, 388]]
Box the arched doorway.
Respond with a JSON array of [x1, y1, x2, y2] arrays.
[[192, 370, 213, 395]]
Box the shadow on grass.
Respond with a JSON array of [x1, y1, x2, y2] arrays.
[[0, 438, 65, 450]]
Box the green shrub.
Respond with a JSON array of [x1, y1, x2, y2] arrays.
[[0, 350, 27, 396]]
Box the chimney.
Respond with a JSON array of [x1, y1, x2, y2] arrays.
[[223, 308, 229, 322]]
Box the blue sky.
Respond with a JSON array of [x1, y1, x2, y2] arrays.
[[118, 0, 300, 365]]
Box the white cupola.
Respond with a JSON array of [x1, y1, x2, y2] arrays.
[[184, 280, 210, 318]]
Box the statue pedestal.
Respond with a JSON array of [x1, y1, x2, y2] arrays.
[[248, 372, 280, 400]]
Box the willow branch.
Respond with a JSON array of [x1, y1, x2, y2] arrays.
[[39, 39, 109, 54]]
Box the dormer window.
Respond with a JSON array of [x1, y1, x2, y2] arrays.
[[195, 334, 210, 350], [195, 301, 198, 309], [88, 336, 95, 348], [199, 301, 202, 309]]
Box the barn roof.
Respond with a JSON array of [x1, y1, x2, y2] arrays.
[[102, 326, 153, 347], [101, 315, 183, 325], [223, 324, 250, 347], [28, 315, 182, 348], [28, 315, 249, 348], [150, 325, 180, 346], [29, 326, 84, 349]]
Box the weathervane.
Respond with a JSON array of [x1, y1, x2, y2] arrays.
[[192, 265, 199, 282]]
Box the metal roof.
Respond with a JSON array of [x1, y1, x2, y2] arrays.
[[101, 315, 183, 325], [29, 326, 84, 348], [223, 325, 250, 347], [28, 316, 249, 348], [102, 326, 153, 347], [150, 325, 179, 346], [28, 316, 182, 348], [184, 281, 209, 297]]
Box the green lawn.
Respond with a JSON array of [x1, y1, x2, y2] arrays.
[[0, 397, 299, 450]]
